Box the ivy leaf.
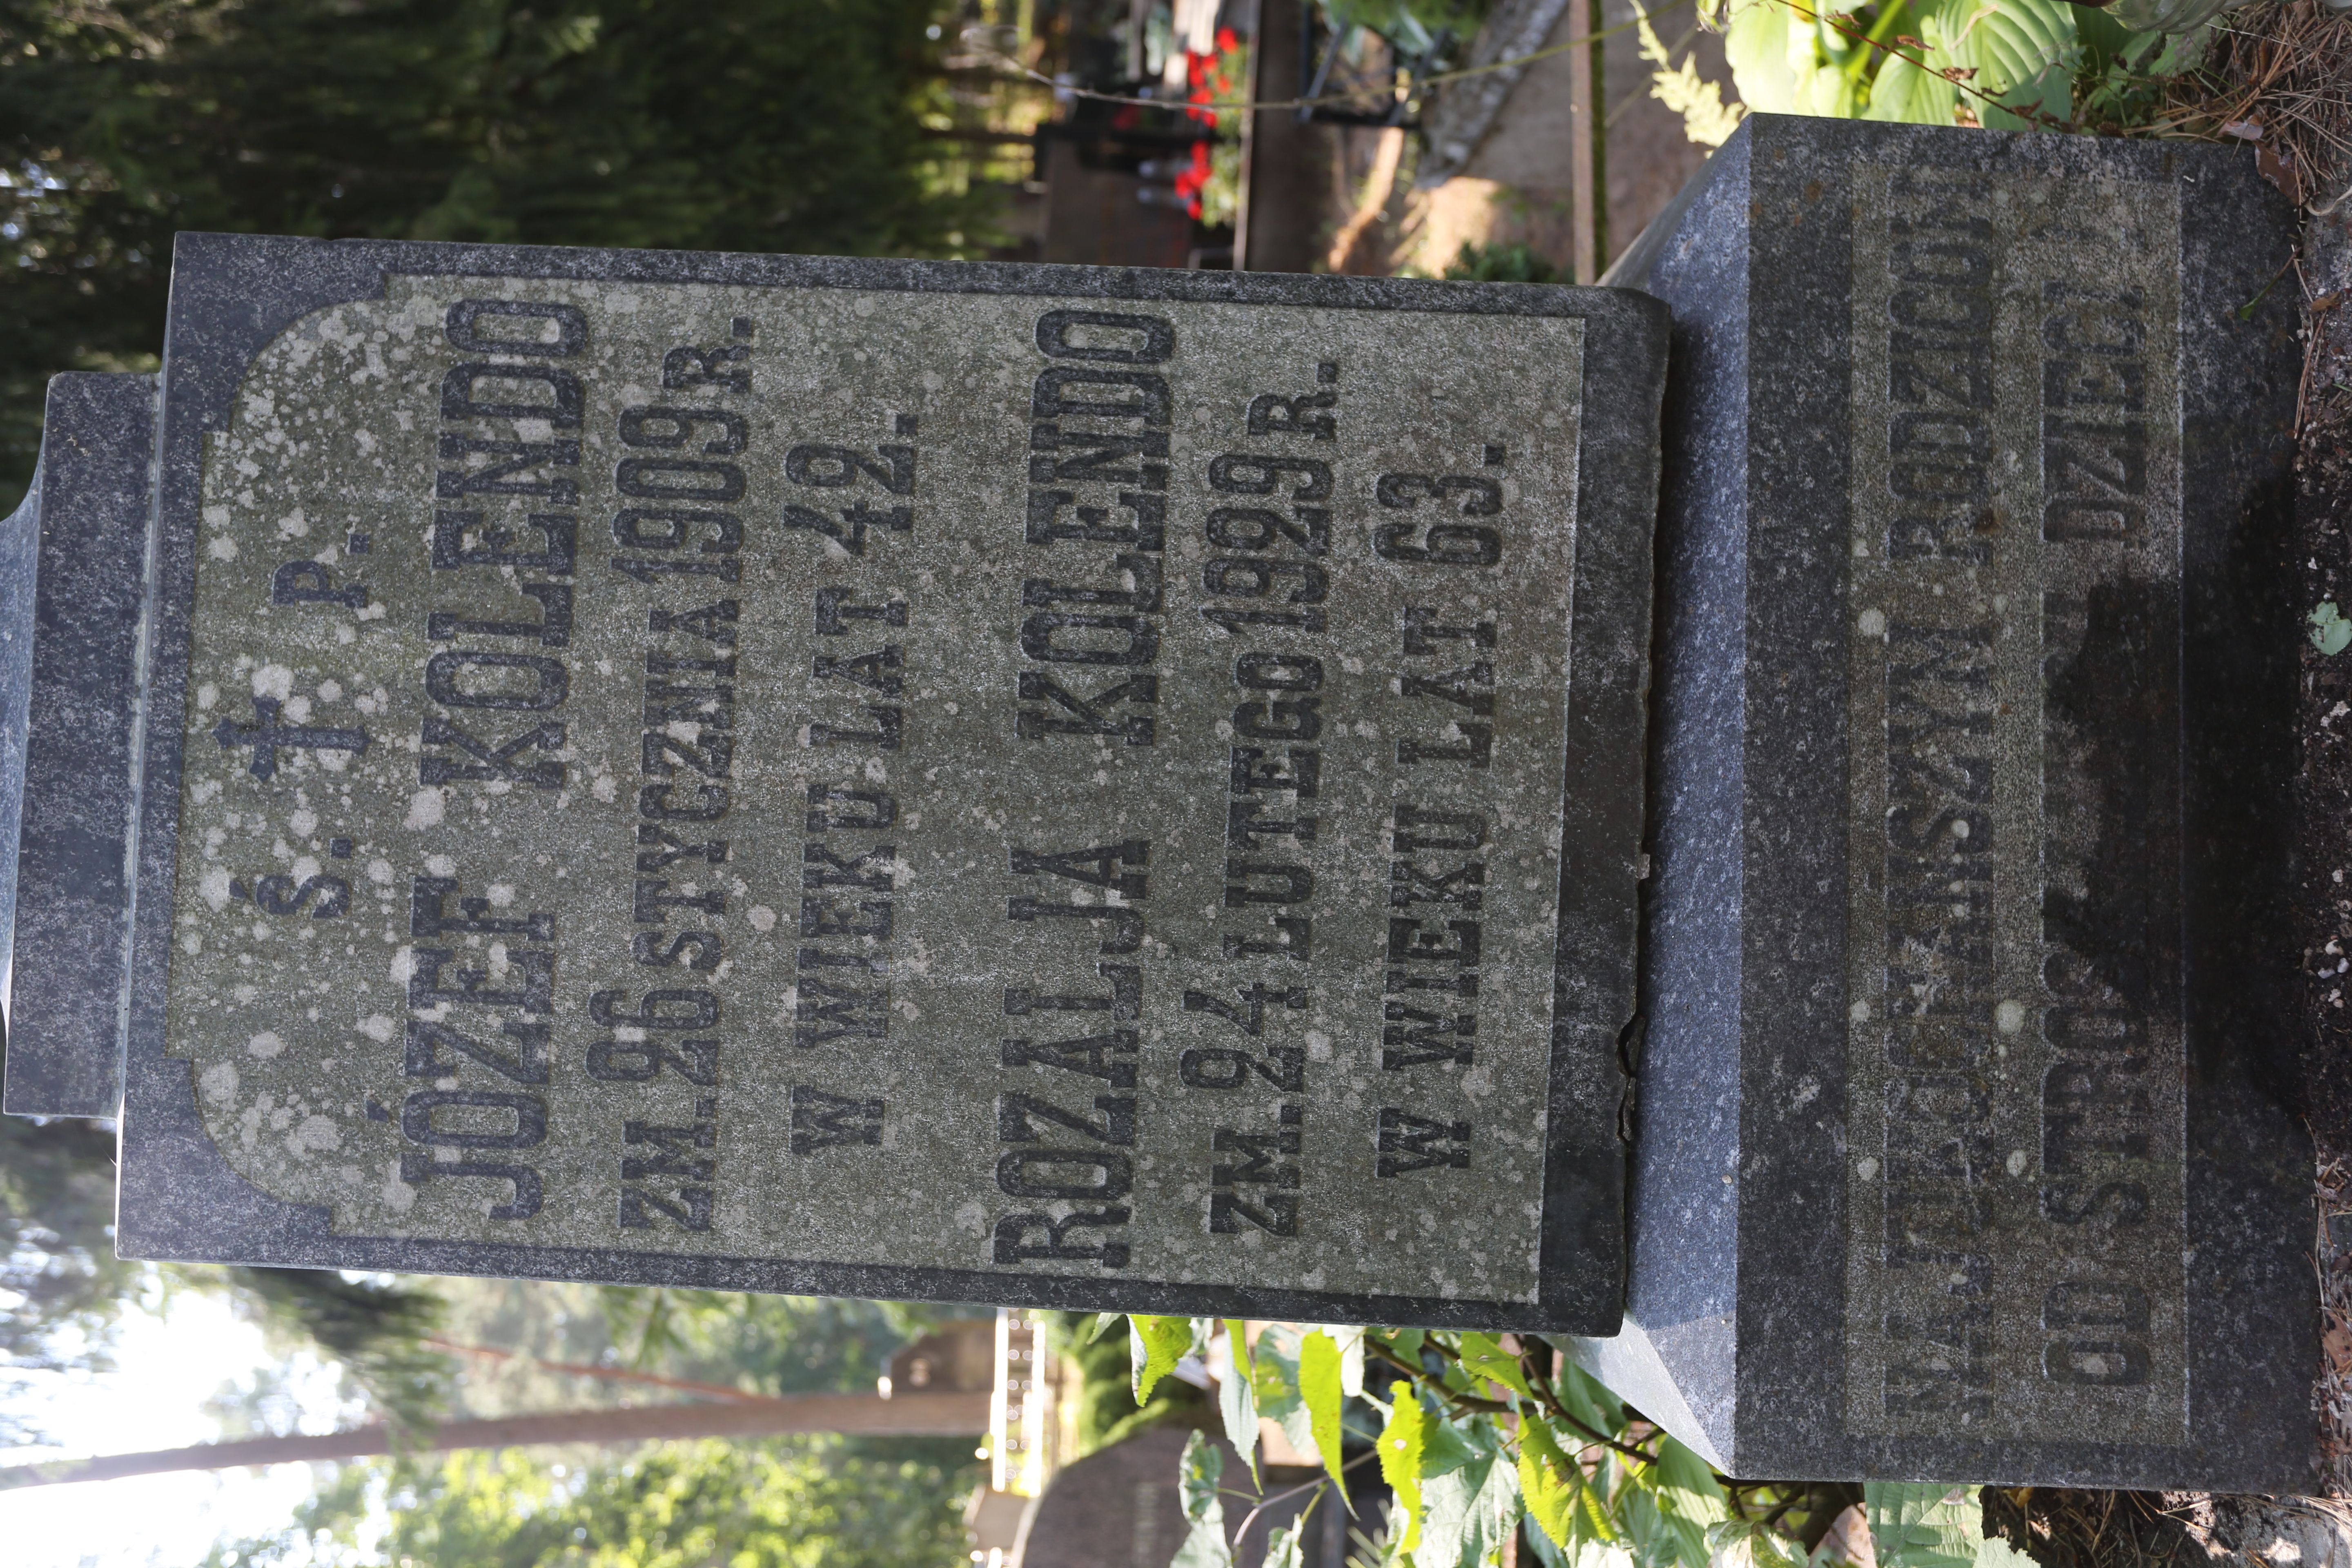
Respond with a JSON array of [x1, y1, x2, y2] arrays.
[[1376, 1383, 1427, 1551], [1298, 1328, 1350, 1502], [1132, 1314, 1192, 1404], [1454, 1332, 1535, 1402], [1217, 1319, 1260, 1484], [1172, 1430, 1233, 1568]]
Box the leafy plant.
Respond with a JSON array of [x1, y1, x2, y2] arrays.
[[1691, 0, 2194, 136], [1443, 241, 1564, 282], [1118, 1316, 2027, 1568]]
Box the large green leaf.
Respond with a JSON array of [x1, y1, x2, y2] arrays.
[[1615, 1436, 1729, 1568], [1723, 0, 1814, 113], [1131, 1314, 1193, 1404], [1943, 0, 2081, 128], [1865, 1483, 2036, 1568], [1376, 1384, 1427, 1551], [1172, 1430, 1232, 1568], [1862, 42, 1961, 123], [1415, 1438, 1523, 1568], [1217, 1319, 1260, 1483], [1455, 1333, 1536, 1402], [1519, 1416, 1618, 1554], [1298, 1330, 1350, 1501]]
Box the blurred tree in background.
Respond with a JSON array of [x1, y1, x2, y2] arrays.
[[0, 0, 986, 510], [203, 1436, 977, 1568]]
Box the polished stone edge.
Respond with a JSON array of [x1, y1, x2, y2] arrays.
[[0, 373, 155, 1118], [114, 236, 1668, 1331], [1598, 115, 2317, 1491]]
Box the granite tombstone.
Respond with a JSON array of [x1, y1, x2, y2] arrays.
[[1588, 116, 2317, 1489], [0, 235, 1668, 1333]]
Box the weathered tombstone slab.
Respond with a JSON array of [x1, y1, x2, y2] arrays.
[[2, 235, 1668, 1332], [1588, 116, 2317, 1489]]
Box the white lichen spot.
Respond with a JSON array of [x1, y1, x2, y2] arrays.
[[196, 682, 219, 711], [283, 695, 312, 723], [404, 788, 446, 829], [592, 773, 618, 803], [367, 858, 394, 885], [289, 1114, 340, 1155], [200, 867, 235, 911], [198, 1061, 238, 1106], [277, 509, 309, 538], [381, 1159, 418, 1213], [290, 809, 318, 838], [425, 854, 456, 877], [747, 905, 777, 932], [389, 947, 416, 986], [1994, 999, 2027, 1035], [358, 1013, 396, 1042], [485, 884, 515, 906], [247, 1031, 286, 1059], [317, 680, 342, 703], [252, 664, 295, 702], [1858, 608, 1887, 637]]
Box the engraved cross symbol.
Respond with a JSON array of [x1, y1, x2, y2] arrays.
[[213, 695, 369, 780]]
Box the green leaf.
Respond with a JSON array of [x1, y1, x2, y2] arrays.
[[1551, 1358, 1626, 1438], [1518, 1416, 1608, 1551], [1865, 1483, 1982, 1568], [1376, 1384, 1427, 1551], [1263, 1520, 1307, 1568], [1615, 1435, 1728, 1568], [1862, 44, 1960, 124], [1454, 1332, 1535, 1402], [1708, 1518, 1808, 1568], [1723, 0, 1812, 114], [1415, 1436, 1523, 1568], [1132, 1314, 1192, 1404], [2312, 603, 2351, 655], [1172, 1430, 1232, 1568], [1418, 1408, 1489, 1481], [1080, 1310, 1124, 1345], [1217, 1320, 1260, 1484], [1298, 1329, 1350, 1501], [1944, 0, 2081, 128]]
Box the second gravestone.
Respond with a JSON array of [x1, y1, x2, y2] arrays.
[[2, 236, 1668, 1332], [1593, 116, 2317, 1489]]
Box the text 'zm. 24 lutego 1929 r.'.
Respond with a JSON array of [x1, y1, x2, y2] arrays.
[[0, 238, 1668, 1334]]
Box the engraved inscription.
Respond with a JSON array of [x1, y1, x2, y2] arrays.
[[1844, 165, 2188, 1443], [161, 280, 1588, 1309]]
